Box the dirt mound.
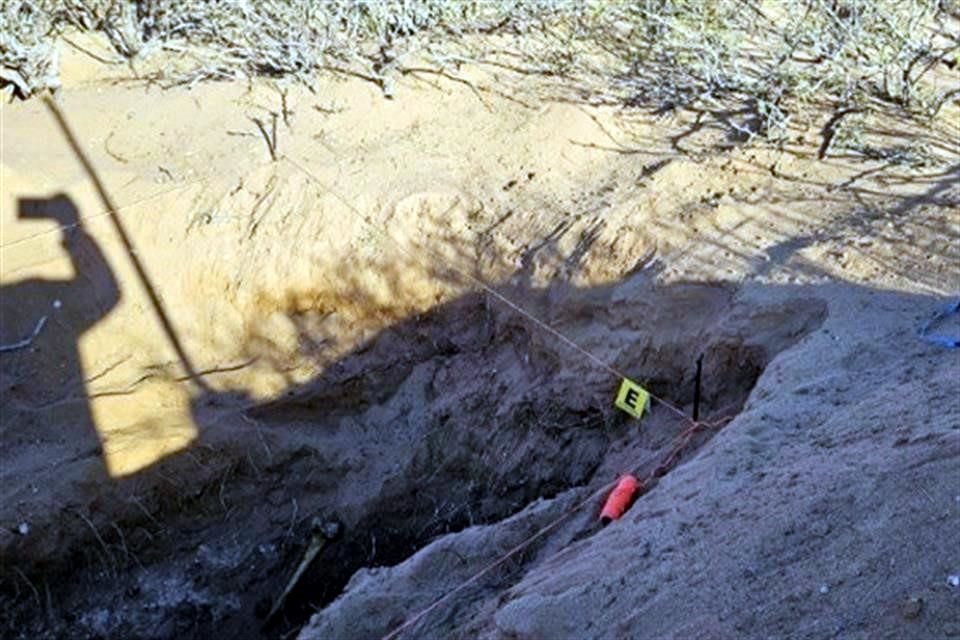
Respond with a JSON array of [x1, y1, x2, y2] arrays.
[[286, 283, 827, 640], [1, 267, 826, 640], [297, 285, 958, 640]]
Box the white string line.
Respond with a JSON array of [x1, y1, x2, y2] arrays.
[[0, 153, 280, 250], [380, 434, 693, 640], [4, 101, 689, 420], [381, 482, 612, 640], [4, 124, 702, 638], [1, 180, 198, 249], [281, 152, 694, 424]]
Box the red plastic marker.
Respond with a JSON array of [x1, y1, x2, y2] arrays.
[[600, 474, 639, 525]]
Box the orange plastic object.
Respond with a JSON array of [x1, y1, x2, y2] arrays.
[[600, 474, 639, 524]]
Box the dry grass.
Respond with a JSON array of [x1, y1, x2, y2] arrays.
[[2, 1, 959, 141]]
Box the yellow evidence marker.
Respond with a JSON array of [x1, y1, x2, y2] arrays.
[[615, 377, 650, 419]]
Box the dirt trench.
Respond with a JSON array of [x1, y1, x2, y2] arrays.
[[0, 273, 826, 640]]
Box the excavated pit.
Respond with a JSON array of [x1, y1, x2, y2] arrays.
[[1, 276, 826, 640]]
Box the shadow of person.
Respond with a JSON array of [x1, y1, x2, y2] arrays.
[[1, 194, 121, 486]]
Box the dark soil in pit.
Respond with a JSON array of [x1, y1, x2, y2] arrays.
[[0, 275, 826, 640]]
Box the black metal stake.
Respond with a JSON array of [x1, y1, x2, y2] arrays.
[[693, 353, 703, 422]]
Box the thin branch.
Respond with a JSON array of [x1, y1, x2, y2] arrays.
[[13, 568, 41, 610], [0, 316, 47, 353], [252, 117, 277, 161], [399, 66, 492, 111], [818, 107, 862, 160], [61, 36, 123, 65]]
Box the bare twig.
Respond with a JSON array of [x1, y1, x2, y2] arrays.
[[271, 112, 278, 153], [103, 130, 129, 164], [275, 85, 293, 127], [242, 414, 273, 460], [399, 66, 492, 111], [930, 87, 960, 117], [74, 509, 117, 576], [61, 36, 123, 65], [285, 498, 299, 543], [0, 316, 47, 353], [252, 117, 277, 162], [110, 522, 135, 565], [818, 107, 862, 160], [13, 568, 41, 611]]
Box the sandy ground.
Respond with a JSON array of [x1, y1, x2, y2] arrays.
[[1, 33, 959, 640]]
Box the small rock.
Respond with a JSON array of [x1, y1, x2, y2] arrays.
[[947, 574, 960, 588], [611, 20, 633, 38], [818, 585, 829, 595], [16, 522, 29, 535], [898, 596, 923, 620]]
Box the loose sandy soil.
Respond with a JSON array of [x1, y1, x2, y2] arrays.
[[1, 34, 958, 640]]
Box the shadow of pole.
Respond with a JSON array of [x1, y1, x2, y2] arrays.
[[42, 95, 210, 393]]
